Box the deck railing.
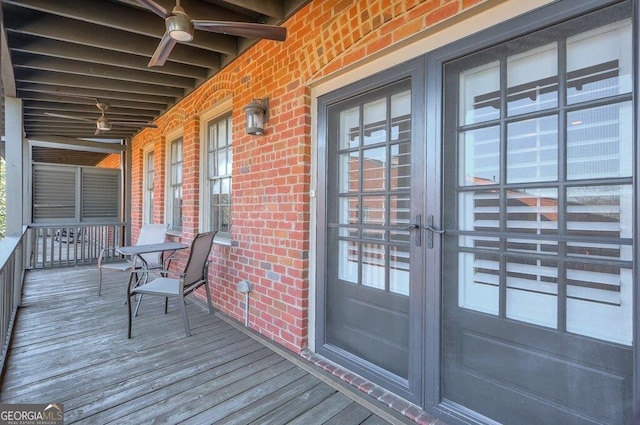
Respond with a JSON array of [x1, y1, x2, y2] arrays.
[[27, 223, 126, 269], [0, 226, 27, 373]]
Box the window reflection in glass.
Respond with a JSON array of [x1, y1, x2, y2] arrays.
[[507, 43, 558, 116], [459, 126, 500, 186], [507, 116, 558, 183], [567, 20, 632, 104], [459, 61, 500, 125], [567, 102, 632, 180]]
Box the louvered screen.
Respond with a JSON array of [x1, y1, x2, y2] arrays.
[[32, 165, 77, 221], [81, 168, 120, 220]]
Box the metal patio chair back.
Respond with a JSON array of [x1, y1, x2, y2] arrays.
[[127, 231, 217, 338]]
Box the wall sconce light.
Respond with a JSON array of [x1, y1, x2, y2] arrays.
[[244, 97, 269, 136]]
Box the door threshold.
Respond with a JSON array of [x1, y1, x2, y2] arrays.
[[301, 349, 448, 425]]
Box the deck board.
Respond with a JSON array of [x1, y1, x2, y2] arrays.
[[0, 265, 410, 424]]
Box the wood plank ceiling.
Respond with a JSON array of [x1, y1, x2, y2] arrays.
[[1, 0, 309, 141]]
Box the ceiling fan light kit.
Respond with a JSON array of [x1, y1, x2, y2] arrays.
[[167, 8, 193, 42]]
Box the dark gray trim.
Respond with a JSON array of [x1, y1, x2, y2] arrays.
[[633, 0, 640, 422], [315, 57, 425, 405]]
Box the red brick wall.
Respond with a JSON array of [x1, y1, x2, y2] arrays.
[[96, 154, 120, 169], [130, 0, 490, 353]]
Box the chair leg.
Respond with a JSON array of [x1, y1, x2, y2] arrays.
[[134, 294, 144, 317], [180, 296, 191, 337], [204, 282, 214, 315], [164, 297, 168, 314], [127, 290, 133, 339]]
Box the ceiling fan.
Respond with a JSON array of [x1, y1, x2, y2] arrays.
[[44, 100, 158, 135], [137, 0, 287, 67]]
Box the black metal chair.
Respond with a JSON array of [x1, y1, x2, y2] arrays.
[[126, 231, 217, 338]]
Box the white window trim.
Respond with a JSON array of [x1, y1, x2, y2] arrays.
[[142, 145, 154, 225], [165, 128, 183, 235], [199, 97, 234, 245]]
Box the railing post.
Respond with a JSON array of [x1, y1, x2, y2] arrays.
[[13, 241, 23, 308]]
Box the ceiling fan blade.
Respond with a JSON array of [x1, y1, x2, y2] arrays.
[[110, 121, 158, 128], [135, 0, 169, 18], [192, 21, 287, 41], [148, 32, 177, 67], [44, 112, 93, 122]]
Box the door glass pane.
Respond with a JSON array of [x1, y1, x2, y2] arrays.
[[506, 257, 558, 328], [507, 115, 558, 183], [363, 98, 387, 145], [390, 142, 410, 191], [458, 190, 500, 233], [458, 252, 499, 315], [361, 195, 385, 226], [339, 152, 359, 193], [391, 90, 411, 141], [390, 243, 409, 295], [567, 20, 632, 104], [389, 195, 410, 227], [566, 263, 632, 345], [507, 43, 558, 116], [338, 240, 358, 283], [506, 188, 558, 234], [567, 102, 632, 180], [459, 61, 500, 125], [362, 242, 385, 290], [566, 185, 632, 239], [340, 106, 360, 149], [362, 147, 386, 191], [338, 196, 358, 225], [459, 126, 500, 186]]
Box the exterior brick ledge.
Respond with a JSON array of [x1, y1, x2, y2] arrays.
[[300, 349, 447, 425]]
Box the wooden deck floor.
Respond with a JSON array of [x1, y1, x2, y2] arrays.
[[0, 265, 410, 424]]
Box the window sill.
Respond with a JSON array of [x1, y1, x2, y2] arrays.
[[166, 229, 182, 238], [213, 235, 232, 247]]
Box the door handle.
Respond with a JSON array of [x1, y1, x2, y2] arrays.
[[399, 223, 420, 230], [399, 214, 421, 247], [425, 215, 445, 249], [424, 224, 445, 234]]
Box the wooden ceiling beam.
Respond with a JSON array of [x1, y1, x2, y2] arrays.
[[8, 33, 209, 79], [23, 101, 158, 118], [222, 0, 284, 19], [14, 70, 185, 98], [12, 52, 195, 89], [17, 91, 166, 112], [17, 82, 176, 106]]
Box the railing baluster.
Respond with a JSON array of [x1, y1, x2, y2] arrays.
[[27, 223, 126, 269]]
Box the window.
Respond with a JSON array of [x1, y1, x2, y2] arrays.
[[167, 137, 183, 232], [203, 113, 233, 238], [143, 150, 154, 224]]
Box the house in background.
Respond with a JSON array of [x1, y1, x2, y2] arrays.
[[2, 0, 638, 424]]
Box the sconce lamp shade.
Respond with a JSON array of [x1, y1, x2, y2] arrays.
[[244, 98, 268, 135]]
